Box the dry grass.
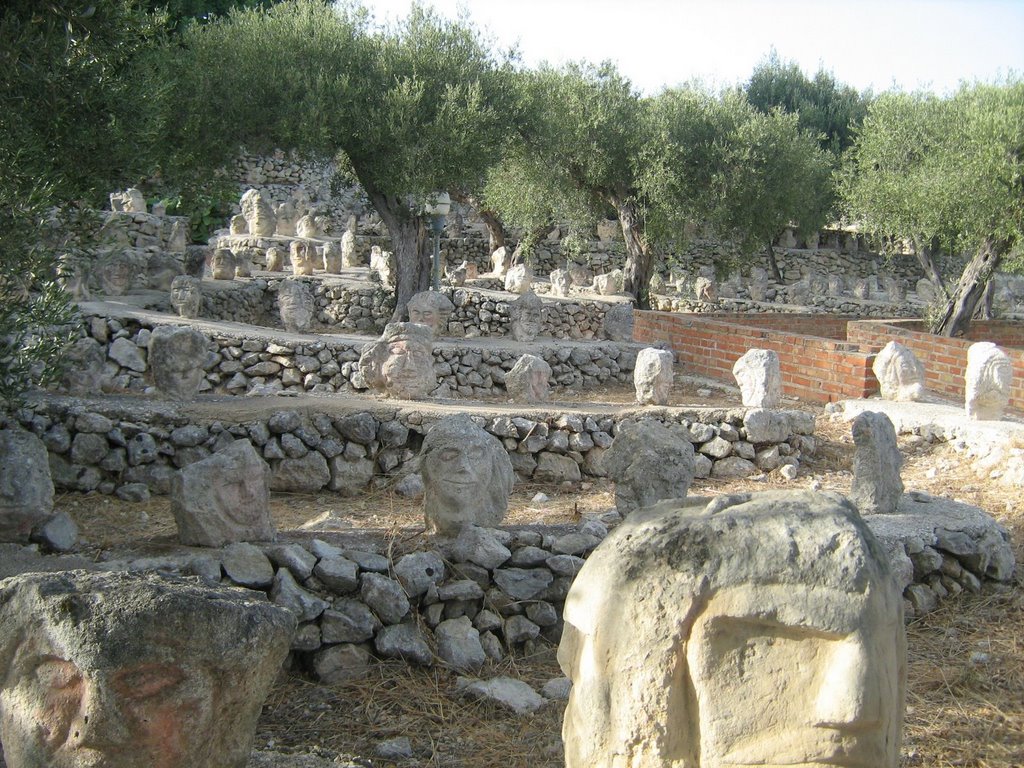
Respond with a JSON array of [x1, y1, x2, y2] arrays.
[[43, 414, 1024, 766]]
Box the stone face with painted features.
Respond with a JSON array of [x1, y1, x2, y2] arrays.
[[510, 291, 544, 342], [170, 439, 275, 547], [420, 415, 514, 535], [277, 279, 314, 333], [407, 291, 454, 336], [0, 570, 294, 768], [603, 419, 694, 514], [169, 275, 202, 319], [148, 326, 208, 400], [633, 348, 673, 405], [559, 490, 906, 768], [504, 354, 551, 402], [733, 348, 782, 408], [965, 342, 1012, 421], [873, 341, 925, 402], [358, 322, 436, 400], [0, 430, 54, 543]]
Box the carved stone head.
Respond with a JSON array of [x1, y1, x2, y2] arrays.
[[510, 291, 544, 342], [148, 326, 208, 400], [358, 322, 436, 400], [733, 348, 782, 408], [965, 341, 1012, 420], [872, 341, 925, 402], [169, 276, 202, 319], [407, 291, 454, 336], [209, 249, 235, 280], [633, 347, 673, 405], [277, 279, 314, 333]]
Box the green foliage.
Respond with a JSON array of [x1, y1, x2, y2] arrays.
[[745, 49, 870, 156], [840, 81, 1023, 260], [140, 0, 280, 31]]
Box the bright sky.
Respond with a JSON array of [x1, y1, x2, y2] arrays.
[[360, 0, 1024, 95]]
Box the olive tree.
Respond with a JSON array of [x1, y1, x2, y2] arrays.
[[840, 82, 1023, 336], [163, 0, 513, 319]]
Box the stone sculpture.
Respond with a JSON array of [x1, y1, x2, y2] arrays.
[[96, 253, 134, 296], [265, 246, 285, 272], [603, 419, 694, 514], [148, 326, 209, 400], [828, 274, 845, 297], [0, 430, 55, 543], [550, 268, 571, 298], [358, 322, 436, 400], [490, 246, 511, 277], [295, 214, 320, 239], [853, 278, 870, 299], [633, 348, 674, 405], [602, 303, 634, 342], [275, 201, 297, 236], [147, 254, 184, 291], [420, 414, 514, 535], [184, 245, 207, 277], [748, 277, 769, 302], [464, 261, 479, 279], [0, 570, 294, 768], [883, 275, 906, 302], [407, 291, 455, 336], [341, 226, 359, 268], [873, 341, 925, 402], [788, 279, 810, 305], [209, 248, 235, 280], [59, 337, 106, 395], [170, 439, 275, 547], [504, 263, 532, 295], [277, 279, 314, 333], [559, 490, 906, 768], [510, 291, 544, 343], [169, 275, 203, 319], [568, 263, 592, 287], [593, 269, 623, 296], [289, 241, 315, 276], [229, 214, 248, 235], [239, 189, 277, 237], [370, 246, 396, 288], [850, 411, 904, 515], [916, 278, 939, 304], [505, 354, 552, 403], [733, 348, 782, 409], [965, 341, 1013, 420], [233, 247, 255, 278], [446, 262, 467, 286], [109, 188, 146, 213], [694, 275, 716, 302], [322, 241, 343, 273], [167, 220, 189, 254]]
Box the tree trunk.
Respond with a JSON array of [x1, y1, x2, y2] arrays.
[[974, 278, 995, 321], [609, 192, 650, 309], [932, 237, 1006, 337], [450, 191, 505, 253], [365, 187, 430, 322], [913, 237, 947, 296], [765, 240, 783, 283]]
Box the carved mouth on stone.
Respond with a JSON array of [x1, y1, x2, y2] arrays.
[[720, 730, 886, 767]]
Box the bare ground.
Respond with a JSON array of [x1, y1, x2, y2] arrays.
[[17, 411, 1024, 767]]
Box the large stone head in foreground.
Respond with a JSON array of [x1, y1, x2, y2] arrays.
[[358, 322, 436, 400], [559, 490, 906, 768], [420, 415, 514, 535], [0, 570, 294, 768]]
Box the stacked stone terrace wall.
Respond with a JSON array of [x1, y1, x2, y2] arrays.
[[13, 397, 815, 500], [635, 311, 877, 403], [848, 320, 1024, 412], [102, 210, 190, 251]]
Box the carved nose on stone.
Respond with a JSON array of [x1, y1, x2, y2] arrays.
[[69, 682, 129, 749], [814, 637, 881, 728]]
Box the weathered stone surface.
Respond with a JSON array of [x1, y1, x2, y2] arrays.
[[509, 291, 543, 341], [277, 279, 314, 333], [148, 326, 208, 400], [733, 348, 782, 409], [435, 616, 486, 671], [493, 568, 553, 600], [270, 451, 330, 493], [408, 291, 454, 336], [448, 525, 512, 570], [240, 189, 277, 236], [321, 599, 381, 643], [327, 455, 375, 495], [359, 322, 436, 400], [601, 303, 634, 342], [222, 541, 274, 588], [375, 623, 433, 665], [559, 490, 905, 768], [360, 573, 409, 625], [0, 570, 293, 768], [505, 354, 552, 402], [850, 411, 904, 515], [314, 555, 359, 594], [0, 430, 55, 543], [533, 453, 581, 483], [965, 341, 1012, 420], [313, 643, 373, 684], [709, 456, 758, 478], [108, 336, 147, 372], [265, 543, 317, 581], [873, 341, 926, 402], [633, 348, 673, 405], [270, 568, 329, 622], [421, 415, 514, 535], [456, 677, 546, 714], [29, 511, 78, 552], [169, 275, 203, 319], [504, 263, 532, 294], [170, 439, 275, 547], [604, 420, 695, 514]]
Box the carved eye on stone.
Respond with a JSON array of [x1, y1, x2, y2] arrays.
[[113, 664, 186, 701], [439, 448, 460, 462], [34, 657, 82, 691]]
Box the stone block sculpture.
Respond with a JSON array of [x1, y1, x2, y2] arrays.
[[504, 263, 532, 295], [505, 354, 552, 402], [0, 430, 55, 543], [322, 241, 343, 273], [0, 570, 294, 768], [603, 419, 694, 514], [341, 228, 359, 268], [289, 241, 315, 276], [420, 414, 514, 535], [265, 246, 285, 272], [59, 338, 107, 395], [370, 246, 396, 288], [170, 439, 275, 547], [873, 341, 925, 402], [510, 290, 543, 342], [490, 246, 511, 278], [601, 302, 634, 342], [550, 268, 570, 298], [295, 214, 320, 239], [148, 326, 209, 400], [275, 201, 297, 237], [109, 188, 146, 213], [965, 341, 1012, 420], [96, 254, 134, 296], [239, 189, 277, 237], [358, 322, 436, 400], [169, 275, 203, 319], [850, 411, 904, 515], [733, 348, 782, 408], [559, 490, 906, 768], [633, 348, 673, 405], [407, 291, 455, 336], [277, 279, 314, 333], [593, 269, 623, 296], [209, 248, 235, 280], [229, 214, 248, 235]]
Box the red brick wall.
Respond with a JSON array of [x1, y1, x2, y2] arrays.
[[848, 320, 1024, 411], [634, 311, 876, 403]]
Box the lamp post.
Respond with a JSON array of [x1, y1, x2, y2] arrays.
[[425, 192, 451, 291]]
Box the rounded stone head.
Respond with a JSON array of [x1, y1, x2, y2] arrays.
[[419, 414, 515, 534], [277, 279, 314, 333], [407, 291, 454, 336], [559, 490, 906, 768], [209, 248, 235, 280], [965, 341, 1012, 420], [872, 341, 925, 402], [0, 571, 294, 768], [358, 322, 436, 400], [633, 347, 674, 405], [148, 326, 209, 400], [169, 276, 202, 319], [510, 291, 544, 342]]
